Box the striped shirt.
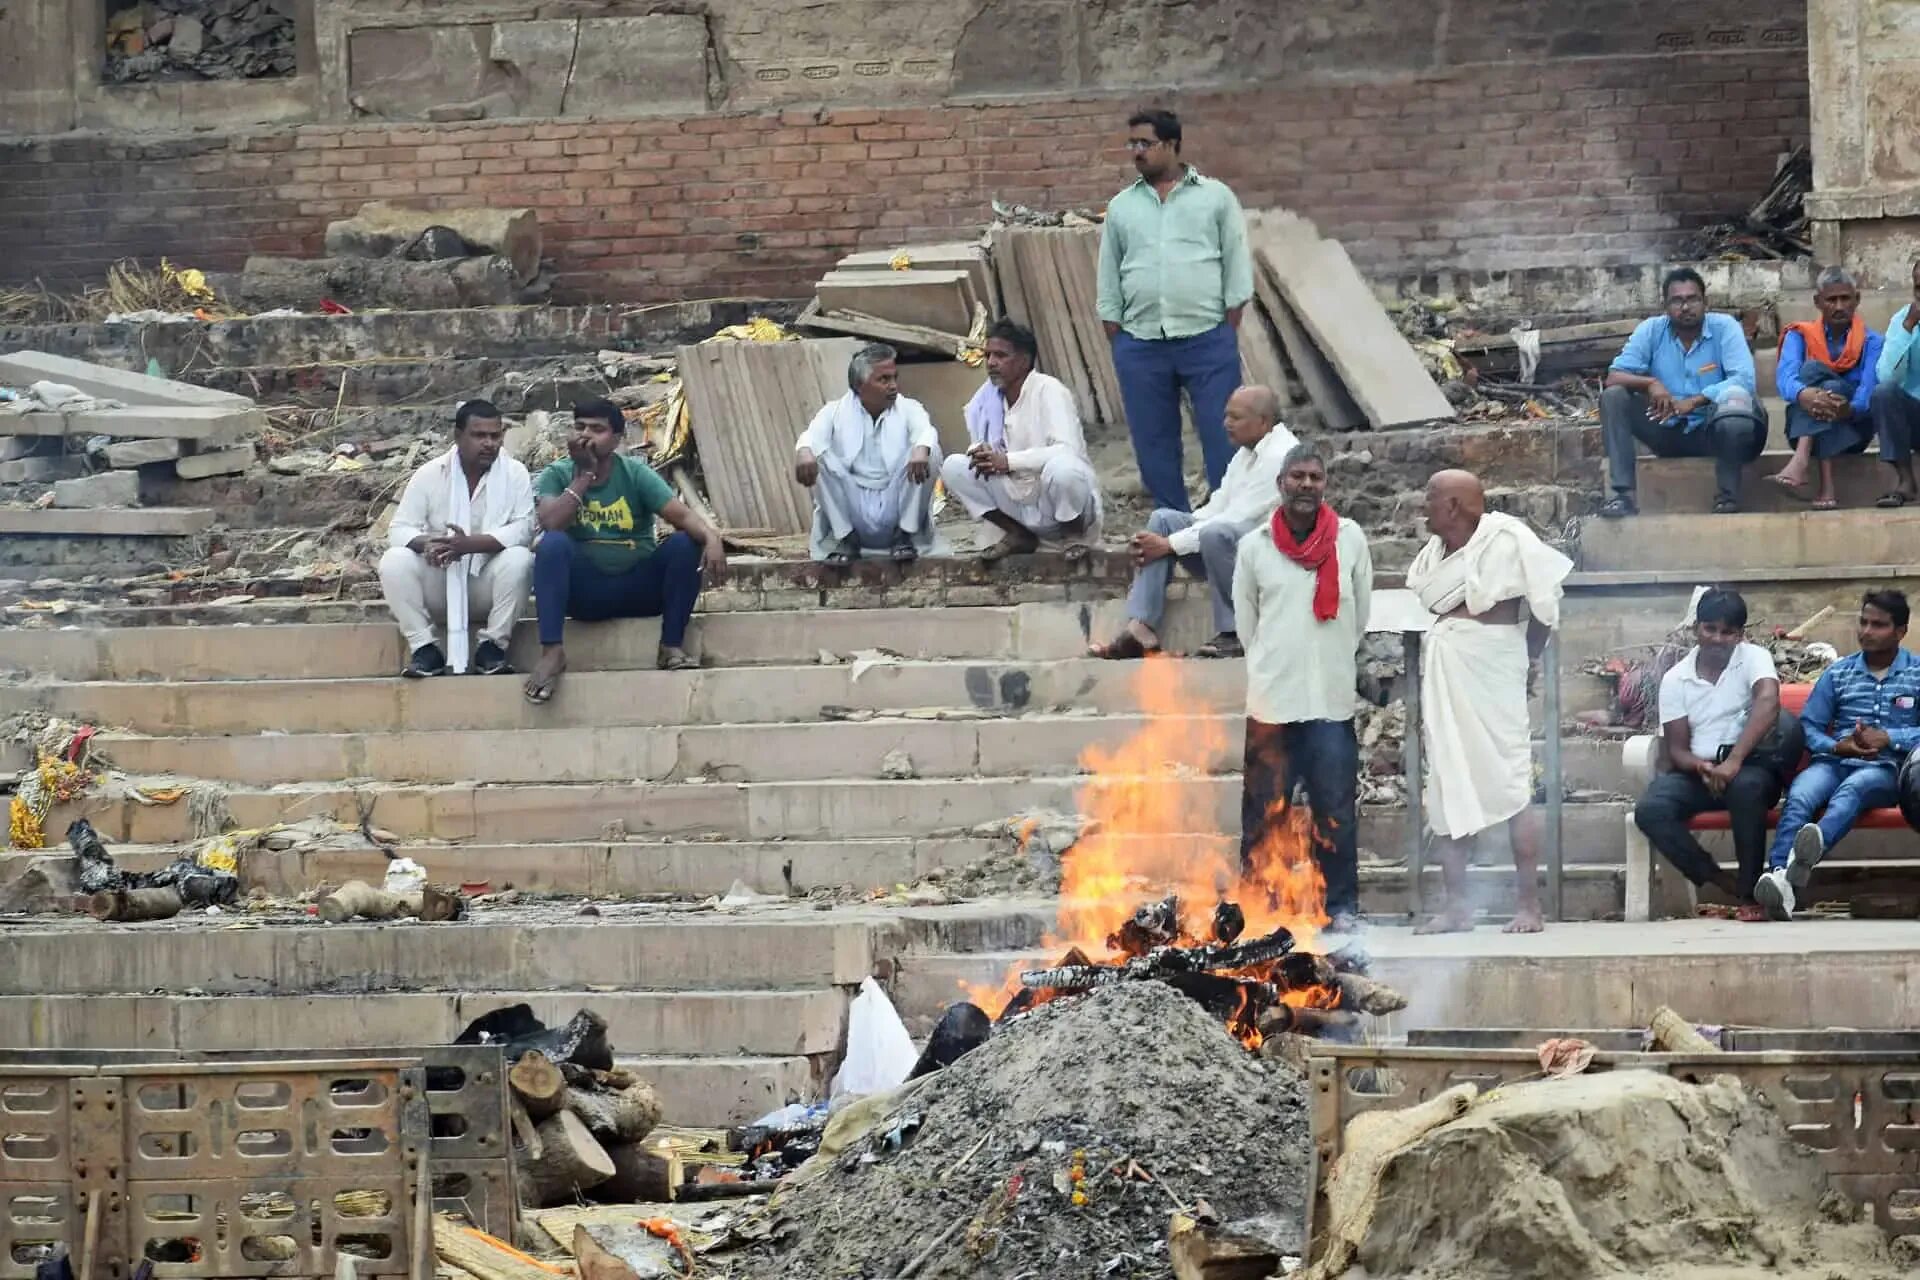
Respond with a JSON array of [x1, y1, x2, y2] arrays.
[[1799, 648, 1920, 765]]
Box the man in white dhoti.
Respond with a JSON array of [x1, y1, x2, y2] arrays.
[[1404, 469, 1573, 933], [377, 399, 535, 678], [940, 320, 1103, 563], [795, 343, 940, 566]]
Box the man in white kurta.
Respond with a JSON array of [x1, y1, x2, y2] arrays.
[[795, 343, 941, 564], [377, 399, 535, 678], [940, 320, 1102, 561], [1404, 469, 1572, 933]]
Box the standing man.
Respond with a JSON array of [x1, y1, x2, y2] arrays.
[[795, 343, 940, 566], [1755, 590, 1920, 920], [941, 320, 1102, 562], [1768, 266, 1882, 508], [1870, 259, 1920, 507], [1405, 470, 1573, 933], [1599, 267, 1764, 516], [378, 399, 535, 678], [1089, 384, 1295, 660], [523, 398, 727, 703], [1633, 588, 1801, 921], [1097, 107, 1253, 513], [1234, 444, 1373, 931]]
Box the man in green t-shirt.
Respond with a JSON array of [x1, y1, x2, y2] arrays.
[[526, 398, 728, 703]]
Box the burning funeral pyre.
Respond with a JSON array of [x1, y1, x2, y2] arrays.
[[959, 660, 1408, 1051]]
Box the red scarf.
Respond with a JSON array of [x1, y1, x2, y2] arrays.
[[1786, 315, 1867, 373], [1270, 503, 1341, 622]]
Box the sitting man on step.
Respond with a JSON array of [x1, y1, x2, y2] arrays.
[[1870, 258, 1920, 507], [1089, 384, 1295, 660], [1755, 589, 1920, 920], [1768, 266, 1882, 509], [795, 343, 940, 567], [522, 399, 728, 704], [941, 319, 1103, 564], [1633, 588, 1803, 922], [1598, 267, 1764, 517], [378, 398, 535, 678]]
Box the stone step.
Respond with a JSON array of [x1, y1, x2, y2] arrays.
[[1635, 449, 1898, 514], [14, 657, 1249, 735], [1577, 510, 1920, 573], [1560, 573, 1920, 658], [0, 508, 214, 535], [627, 1055, 816, 1127]]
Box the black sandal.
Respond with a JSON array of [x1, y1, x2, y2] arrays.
[[1712, 497, 1739, 514], [1194, 633, 1244, 659], [1598, 495, 1636, 518], [1088, 632, 1156, 660], [1878, 491, 1913, 509]]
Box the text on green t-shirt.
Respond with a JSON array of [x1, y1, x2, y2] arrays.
[[536, 454, 677, 574]]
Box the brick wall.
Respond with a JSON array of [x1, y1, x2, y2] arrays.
[[0, 53, 1809, 301]]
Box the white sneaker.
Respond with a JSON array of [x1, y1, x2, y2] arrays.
[[1754, 868, 1797, 921], [1786, 823, 1827, 890]]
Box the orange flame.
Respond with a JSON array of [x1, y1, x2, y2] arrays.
[[963, 657, 1331, 1032]]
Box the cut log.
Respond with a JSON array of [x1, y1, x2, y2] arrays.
[[594, 1140, 682, 1204], [571, 1224, 678, 1280], [229, 255, 522, 311], [1648, 1006, 1720, 1054], [564, 1078, 662, 1146], [509, 1052, 566, 1121], [1334, 972, 1410, 1016], [317, 880, 421, 923], [1168, 1212, 1281, 1280], [517, 1110, 615, 1209], [509, 1097, 544, 1162], [675, 1178, 780, 1203], [431, 1215, 566, 1280], [325, 203, 543, 285], [88, 886, 182, 922], [1452, 319, 1639, 379]]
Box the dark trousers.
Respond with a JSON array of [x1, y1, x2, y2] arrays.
[[1110, 323, 1241, 513], [1632, 711, 1804, 901], [1600, 384, 1768, 504], [1784, 361, 1872, 458], [1240, 718, 1360, 919], [1873, 383, 1920, 462], [534, 530, 703, 646]]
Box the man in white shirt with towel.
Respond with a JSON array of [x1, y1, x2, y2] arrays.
[[1091, 383, 1295, 659], [795, 343, 940, 566], [941, 319, 1103, 563], [1405, 469, 1573, 934], [378, 399, 536, 678]]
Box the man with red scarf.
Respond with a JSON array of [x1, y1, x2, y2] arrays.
[[1768, 266, 1883, 509], [1233, 443, 1373, 930]]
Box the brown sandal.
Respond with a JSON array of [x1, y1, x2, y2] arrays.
[[978, 534, 1038, 563], [657, 646, 698, 671]]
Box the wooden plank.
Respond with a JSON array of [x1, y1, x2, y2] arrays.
[[1255, 262, 1363, 431], [1056, 227, 1124, 426], [1247, 210, 1454, 427], [0, 508, 215, 536], [1453, 318, 1640, 378]]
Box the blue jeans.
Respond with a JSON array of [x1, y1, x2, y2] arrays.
[[1766, 758, 1899, 869], [1241, 718, 1360, 918], [534, 530, 703, 647], [1110, 322, 1242, 513]]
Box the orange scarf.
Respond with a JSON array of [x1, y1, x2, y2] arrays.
[[1787, 315, 1868, 373], [1270, 503, 1341, 622]]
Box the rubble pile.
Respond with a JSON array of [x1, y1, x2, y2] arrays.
[[730, 983, 1313, 1280], [105, 0, 296, 83]]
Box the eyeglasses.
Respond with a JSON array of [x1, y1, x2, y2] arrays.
[[1125, 138, 1161, 152]]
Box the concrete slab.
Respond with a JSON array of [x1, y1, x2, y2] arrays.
[[623, 1054, 817, 1127], [52, 470, 139, 509], [814, 269, 978, 335], [174, 444, 256, 479], [0, 350, 253, 409], [0, 406, 263, 442], [1578, 510, 1920, 572], [836, 244, 992, 309], [105, 438, 183, 468], [1636, 450, 1891, 513], [0, 507, 212, 536], [0, 455, 85, 484]]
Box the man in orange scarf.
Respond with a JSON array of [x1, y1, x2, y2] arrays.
[[1233, 444, 1374, 930], [1768, 266, 1884, 508]]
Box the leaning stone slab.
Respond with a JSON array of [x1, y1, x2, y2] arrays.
[[0, 350, 253, 408], [0, 406, 263, 442]]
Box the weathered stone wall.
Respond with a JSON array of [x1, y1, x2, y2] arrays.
[[0, 0, 1809, 297], [1808, 0, 1920, 286]]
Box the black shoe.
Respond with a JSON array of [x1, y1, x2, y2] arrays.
[[472, 640, 512, 675], [1598, 495, 1637, 518], [402, 643, 448, 678]]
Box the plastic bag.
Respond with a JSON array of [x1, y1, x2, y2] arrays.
[[829, 978, 918, 1101], [383, 857, 426, 895]]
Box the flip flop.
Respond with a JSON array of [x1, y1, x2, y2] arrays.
[[1061, 543, 1092, 565], [1736, 904, 1767, 923], [890, 540, 918, 564], [1812, 497, 1840, 511], [657, 649, 698, 671], [1878, 491, 1913, 509], [523, 673, 561, 704], [1766, 473, 1811, 500]]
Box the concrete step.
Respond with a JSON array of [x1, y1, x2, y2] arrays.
[[627, 1054, 816, 1127], [12, 656, 1247, 736], [1560, 573, 1920, 659], [1635, 449, 1899, 514], [189, 355, 663, 413], [1578, 509, 1920, 573], [91, 713, 1248, 786], [1777, 291, 1907, 332]]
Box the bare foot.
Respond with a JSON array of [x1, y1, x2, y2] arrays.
[[1414, 907, 1475, 935], [1503, 904, 1545, 934], [523, 645, 567, 704]]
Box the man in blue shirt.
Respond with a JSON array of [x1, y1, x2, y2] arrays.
[[1767, 267, 1882, 509], [1097, 107, 1253, 513], [1755, 590, 1920, 920], [1599, 268, 1765, 517], [1870, 259, 1920, 507]]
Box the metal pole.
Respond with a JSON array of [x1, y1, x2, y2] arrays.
[[1541, 629, 1564, 922], [1403, 630, 1424, 921]]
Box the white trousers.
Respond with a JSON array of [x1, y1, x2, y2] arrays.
[[940, 452, 1103, 546], [809, 452, 941, 560], [377, 544, 534, 654]]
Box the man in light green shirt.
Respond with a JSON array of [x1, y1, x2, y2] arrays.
[[1097, 107, 1252, 513]]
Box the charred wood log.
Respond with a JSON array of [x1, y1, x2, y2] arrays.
[[1210, 901, 1245, 945], [1108, 894, 1181, 956], [1335, 972, 1409, 1016], [909, 1002, 991, 1079], [1258, 1004, 1362, 1042], [457, 1006, 613, 1071], [564, 1079, 662, 1146]]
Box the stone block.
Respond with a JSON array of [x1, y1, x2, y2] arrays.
[[174, 444, 256, 478], [52, 469, 140, 509], [105, 438, 182, 469], [0, 455, 85, 483]]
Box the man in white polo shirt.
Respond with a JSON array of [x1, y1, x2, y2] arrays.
[[1632, 587, 1802, 920]]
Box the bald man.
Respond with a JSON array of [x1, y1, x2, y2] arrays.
[[1405, 469, 1573, 933], [1092, 385, 1297, 659]]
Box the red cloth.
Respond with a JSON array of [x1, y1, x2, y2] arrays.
[[1269, 503, 1341, 622]]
